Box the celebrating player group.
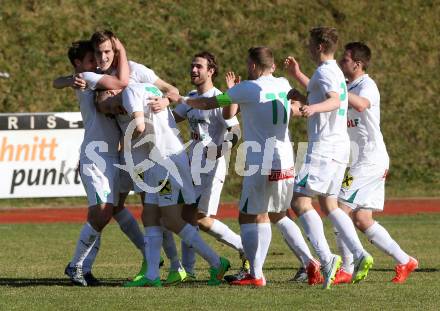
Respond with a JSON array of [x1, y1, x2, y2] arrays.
[[53, 26, 417, 289]]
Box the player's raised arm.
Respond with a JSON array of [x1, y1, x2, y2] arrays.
[[284, 56, 310, 88], [93, 38, 129, 90]]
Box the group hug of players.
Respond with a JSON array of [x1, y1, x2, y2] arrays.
[[53, 26, 417, 289]]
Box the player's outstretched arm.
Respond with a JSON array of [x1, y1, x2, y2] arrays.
[[284, 56, 310, 88], [52, 74, 86, 89], [167, 93, 219, 110], [301, 92, 340, 117], [348, 92, 370, 112], [154, 78, 179, 96]]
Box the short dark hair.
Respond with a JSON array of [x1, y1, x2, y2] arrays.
[[90, 30, 116, 51], [67, 40, 94, 67], [310, 27, 338, 54], [193, 51, 218, 79], [345, 42, 371, 70], [248, 46, 274, 71]]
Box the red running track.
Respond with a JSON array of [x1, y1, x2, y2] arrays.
[[0, 199, 439, 224]]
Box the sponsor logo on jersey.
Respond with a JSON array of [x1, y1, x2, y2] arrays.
[[347, 118, 360, 128]]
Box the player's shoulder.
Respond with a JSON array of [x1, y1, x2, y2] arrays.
[[187, 89, 198, 97], [361, 74, 378, 87]]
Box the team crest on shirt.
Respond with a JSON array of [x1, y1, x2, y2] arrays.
[[342, 171, 354, 189], [159, 180, 172, 195]]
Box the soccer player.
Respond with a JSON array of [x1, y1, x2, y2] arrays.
[[166, 46, 322, 287], [89, 30, 184, 284], [53, 38, 136, 286], [114, 82, 231, 287], [169, 51, 248, 280], [285, 27, 373, 289], [335, 42, 418, 283]]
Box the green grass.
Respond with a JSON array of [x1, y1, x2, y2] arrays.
[[0, 0, 439, 197], [1, 214, 439, 310]]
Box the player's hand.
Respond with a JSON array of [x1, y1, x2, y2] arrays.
[[225, 71, 240, 89], [167, 92, 182, 103], [148, 96, 170, 113], [72, 74, 86, 89], [300, 104, 317, 118], [112, 37, 124, 52], [284, 56, 301, 78]]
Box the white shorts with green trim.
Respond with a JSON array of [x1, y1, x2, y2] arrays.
[[144, 152, 196, 207], [239, 168, 294, 215], [195, 173, 224, 216], [338, 161, 389, 211], [79, 155, 119, 206], [294, 153, 347, 198]]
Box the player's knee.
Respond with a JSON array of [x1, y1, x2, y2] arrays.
[[269, 212, 285, 224], [162, 216, 185, 234], [197, 215, 212, 231], [353, 215, 374, 232]]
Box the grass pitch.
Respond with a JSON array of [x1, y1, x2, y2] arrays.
[[1, 214, 439, 310]]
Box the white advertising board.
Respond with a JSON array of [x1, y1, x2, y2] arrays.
[[0, 112, 86, 198]]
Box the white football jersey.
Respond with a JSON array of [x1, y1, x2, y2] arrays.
[[306, 60, 350, 163], [174, 87, 239, 178], [225, 75, 294, 171], [77, 72, 120, 157], [122, 83, 184, 157], [116, 61, 160, 135], [347, 74, 388, 164]]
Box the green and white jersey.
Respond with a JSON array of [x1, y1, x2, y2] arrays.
[[174, 87, 239, 178], [78, 72, 120, 157], [307, 60, 350, 163], [116, 61, 160, 135], [221, 75, 294, 171], [122, 82, 184, 157], [347, 74, 388, 164]]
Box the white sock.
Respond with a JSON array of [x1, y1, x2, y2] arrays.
[[365, 222, 410, 264], [207, 219, 243, 253], [71, 223, 100, 268], [144, 226, 163, 280], [257, 223, 271, 279], [114, 208, 145, 259], [328, 208, 365, 260], [162, 228, 182, 271], [241, 223, 271, 279], [276, 216, 313, 267], [299, 209, 332, 265], [83, 235, 101, 273], [334, 227, 354, 274], [178, 224, 220, 268]]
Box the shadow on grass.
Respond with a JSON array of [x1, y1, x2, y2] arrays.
[[1, 268, 437, 287], [0, 278, 220, 287], [0, 278, 126, 287]]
